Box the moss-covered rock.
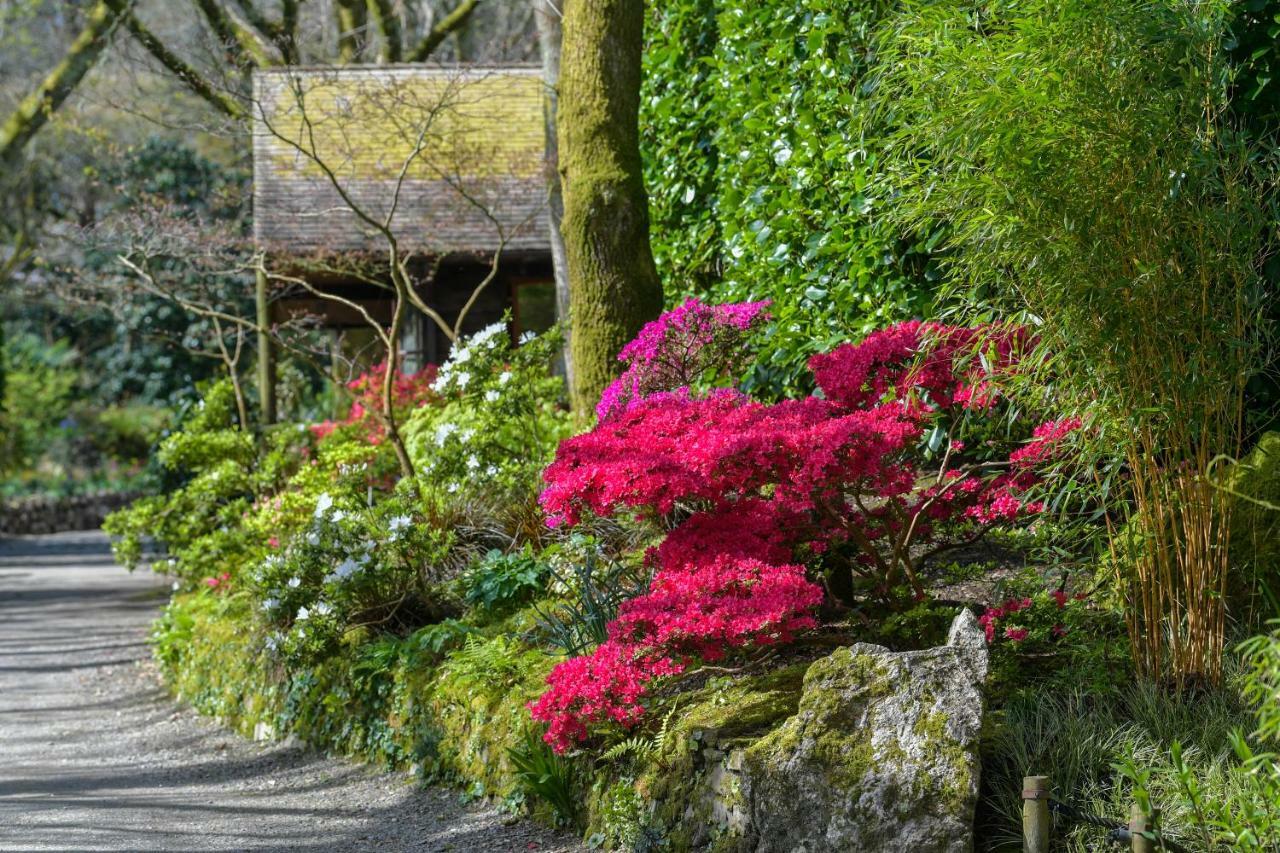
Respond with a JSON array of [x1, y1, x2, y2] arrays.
[[744, 612, 985, 852]]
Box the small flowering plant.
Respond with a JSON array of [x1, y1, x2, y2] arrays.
[[404, 322, 571, 500], [529, 300, 1080, 751], [980, 587, 1091, 650]]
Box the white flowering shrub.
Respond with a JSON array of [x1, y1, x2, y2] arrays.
[[404, 323, 570, 501], [249, 482, 452, 662]]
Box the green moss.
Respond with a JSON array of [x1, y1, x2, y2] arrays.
[[741, 652, 893, 794], [912, 709, 971, 814], [585, 662, 810, 849]]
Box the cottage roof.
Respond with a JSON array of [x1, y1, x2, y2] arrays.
[[251, 65, 549, 257]]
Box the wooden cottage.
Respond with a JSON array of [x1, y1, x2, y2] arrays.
[[251, 64, 555, 369]]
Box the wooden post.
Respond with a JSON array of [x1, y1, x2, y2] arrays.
[[255, 267, 277, 426], [1022, 775, 1051, 853], [1130, 803, 1156, 853]]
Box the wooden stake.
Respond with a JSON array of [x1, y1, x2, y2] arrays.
[[1130, 803, 1156, 853], [1022, 775, 1051, 853]]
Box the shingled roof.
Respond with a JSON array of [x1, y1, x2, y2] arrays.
[[252, 65, 549, 257]]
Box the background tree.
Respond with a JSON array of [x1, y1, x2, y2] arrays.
[[0, 1, 123, 170], [557, 0, 663, 414], [534, 0, 572, 386]]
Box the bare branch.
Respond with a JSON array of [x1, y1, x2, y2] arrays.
[[109, 1, 246, 119], [407, 0, 481, 62]]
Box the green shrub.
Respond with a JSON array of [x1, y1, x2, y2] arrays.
[[88, 403, 169, 465], [461, 547, 549, 614], [0, 332, 77, 474], [404, 324, 569, 500], [249, 484, 455, 664], [103, 380, 306, 581], [1225, 432, 1280, 621]]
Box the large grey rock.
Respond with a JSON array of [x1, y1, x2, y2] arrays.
[[673, 610, 988, 853]]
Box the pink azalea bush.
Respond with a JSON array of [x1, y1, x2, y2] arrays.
[[530, 300, 1077, 751], [311, 362, 438, 444]]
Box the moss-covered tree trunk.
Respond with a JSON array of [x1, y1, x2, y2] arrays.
[[558, 0, 664, 415], [0, 1, 122, 171]]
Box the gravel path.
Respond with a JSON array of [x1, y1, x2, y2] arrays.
[[0, 531, 586, 852]]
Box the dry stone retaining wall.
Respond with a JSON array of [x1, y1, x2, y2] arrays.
[[0, 492, 141, 536]]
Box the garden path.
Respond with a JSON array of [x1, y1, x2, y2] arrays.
[[0, 531, 585, 852]]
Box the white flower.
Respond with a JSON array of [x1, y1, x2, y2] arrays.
[[484, 389, 500, 403], [287, 576, 302, 588], [330, 509, 347, 523], [452, 347, 473, 365], [519, 331, 535, 344], [264, 634, 280, 652], [434, 422, 458, 446], [388, 515, 411, 531], [486, 465, 498, 477], [314, 493, 333, 518], [314, 602, 333, 617], [447, 482, 460, 494], [454, 371, 471, 389], [332, 558, 359, 580], [473, 321, 506, 346], [459, 428, 475, 443], [498, 371, 513, 385], [295, 606, 310, 621], [306, 531, 319, 546], [262, 597, 279, 611], [466, 454, 480, 470]]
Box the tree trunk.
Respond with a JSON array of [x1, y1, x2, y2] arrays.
[[0, 1, 123, 170], [558, 0, 663, 416], [255, 267, 277, 425], [534, 0, 573, 386]]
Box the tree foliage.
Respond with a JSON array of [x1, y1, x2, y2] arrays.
[[640, 0, 937, 399]]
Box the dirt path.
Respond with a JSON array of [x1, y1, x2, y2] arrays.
[[0, 531, 585, 852]]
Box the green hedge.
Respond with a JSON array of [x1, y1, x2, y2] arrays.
[[641, 0, 938, 398]]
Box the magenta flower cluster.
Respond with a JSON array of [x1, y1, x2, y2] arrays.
[[530, 303, 1077, 752], [596, 297, 770, 423]]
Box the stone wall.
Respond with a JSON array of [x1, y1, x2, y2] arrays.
[[0, 492, 141, 536]]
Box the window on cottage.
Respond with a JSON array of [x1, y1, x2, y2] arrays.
[[512, 280, 557, 339]]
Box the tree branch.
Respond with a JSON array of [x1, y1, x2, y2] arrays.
[[194, 0, 272, 67], [0, 1, 123, 171], [335, 0, 368, 64], [366, 0, 403, 63], [110, 1, 246, 119], [407, 0, 481, 63]]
